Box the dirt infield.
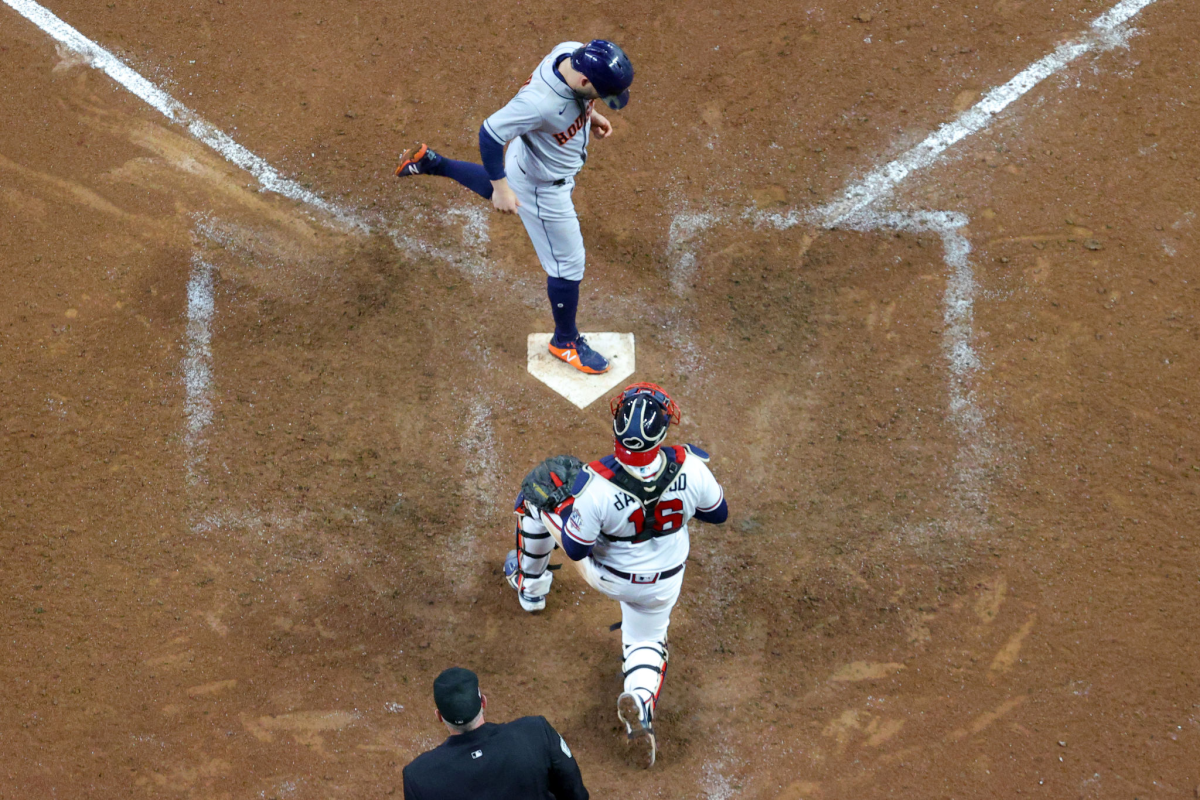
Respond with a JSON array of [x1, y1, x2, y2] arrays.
[[2, 1, 1198, 797]]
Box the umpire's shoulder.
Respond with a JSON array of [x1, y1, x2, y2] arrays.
[[402, 743, 441, 779], [503, 714, 554, 732], [499, 714, 558, 744]]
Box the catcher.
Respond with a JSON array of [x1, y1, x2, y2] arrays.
[[503, 383, 728, 768]]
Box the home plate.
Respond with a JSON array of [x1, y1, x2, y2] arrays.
[[527, 333, 635, 409]]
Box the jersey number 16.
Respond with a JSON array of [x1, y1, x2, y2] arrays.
[[630, 499, 685, 535]]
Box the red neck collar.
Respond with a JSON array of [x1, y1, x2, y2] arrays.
[[614, 441, 660, 467]]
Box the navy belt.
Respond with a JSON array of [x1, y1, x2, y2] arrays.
[[517, 163, 567, 186], [601, 562, 684, 584]]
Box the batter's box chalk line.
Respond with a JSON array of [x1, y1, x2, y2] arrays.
[[665, 0, 1159, 529], [527, 333, 635, 409], [183, 254, 216, 488]]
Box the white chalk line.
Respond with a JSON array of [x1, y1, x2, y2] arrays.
[[5, 0, 492, 266], [3, 0, 505, 520], [449, 395, 501, 592], [843, 210, 992, 515], [2, 0, 367, 232], [388, 204, 494, 279], [758, 0, 1159, 230], [664, 212, 721, 381], [183, 254, 215, 486], [670, 0, 1159, 524]]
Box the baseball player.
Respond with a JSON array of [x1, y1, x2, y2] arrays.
[[394, 40, 634, 375], [503, 383, 729, 768]]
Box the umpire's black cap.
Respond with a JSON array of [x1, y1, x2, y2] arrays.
[[433, 667, 482, 726]]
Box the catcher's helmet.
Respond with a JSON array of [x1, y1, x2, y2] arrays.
[[610, 383, 681, 466], [571, 39, 634, 110]]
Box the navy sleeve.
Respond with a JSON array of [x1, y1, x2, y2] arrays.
[[479, 123, 506, 181], [541, 717, 589, 800], [694, 498, 728, 524], [561, 535, 592, 561], [554, 505, 593, 561]]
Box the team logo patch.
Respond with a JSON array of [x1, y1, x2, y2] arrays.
[[471, 749, 483, 759]]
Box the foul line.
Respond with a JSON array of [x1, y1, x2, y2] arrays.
[[754, 0, 1160, 229], [2, 0, 367, 232]]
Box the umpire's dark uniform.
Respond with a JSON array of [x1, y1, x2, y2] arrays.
[[403, 715, 588, 800]]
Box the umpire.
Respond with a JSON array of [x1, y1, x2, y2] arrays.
[[403, 667, 589, 800]]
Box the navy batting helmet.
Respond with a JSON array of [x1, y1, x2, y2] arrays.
[[571, 39, 634, 110], [610, 383, 681, 466]]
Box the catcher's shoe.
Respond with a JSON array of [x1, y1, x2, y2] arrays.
[[394, 143, 441, 177], [617, 692, 656, 768], [504, 550, 548, 613], [549, 333, 610, 375]]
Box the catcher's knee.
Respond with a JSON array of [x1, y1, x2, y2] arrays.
[[515, 517, 555, 555]]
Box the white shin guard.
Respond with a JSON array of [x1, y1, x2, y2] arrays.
[[515, 515, 556, 596], [622, 640, 668, 722]]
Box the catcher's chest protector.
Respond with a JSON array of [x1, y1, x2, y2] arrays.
[[590, 447, 686, 544]]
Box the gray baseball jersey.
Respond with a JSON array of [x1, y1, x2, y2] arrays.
[[483, 41, 594, 184]]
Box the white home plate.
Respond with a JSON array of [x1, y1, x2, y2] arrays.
[[527, 333, 635, 409]]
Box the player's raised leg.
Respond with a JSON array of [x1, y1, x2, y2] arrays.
[[395, 143, 495, 199]]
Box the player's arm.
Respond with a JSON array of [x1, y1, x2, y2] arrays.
[[589, 109, 612, 138], [694, 496, 728, 524], [527, 504, 596, 583], [556, 472, 602, 561], [535, 501, 594, 562], [478, 126, 519, 214], [559, 506, 595, 561], [687, 448, 729, 524], [541, 717, 590, 800], [480, 93, 543, 213]]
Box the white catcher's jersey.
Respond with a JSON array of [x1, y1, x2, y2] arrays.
[[562, 445, 724, 574], [483, 42, 594, 184]]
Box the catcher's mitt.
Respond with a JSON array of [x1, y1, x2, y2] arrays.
[[520, 455, 583, 514]]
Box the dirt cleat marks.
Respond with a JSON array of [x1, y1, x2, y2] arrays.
[[990, 614, 1037, 674]]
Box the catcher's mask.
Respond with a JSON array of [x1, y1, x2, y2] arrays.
[[609, 382, 681, 467]]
